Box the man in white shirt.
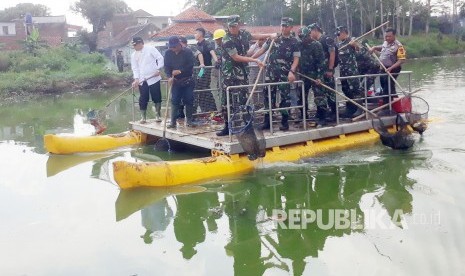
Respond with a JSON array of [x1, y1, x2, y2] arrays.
[[131, 37, 164, 123]]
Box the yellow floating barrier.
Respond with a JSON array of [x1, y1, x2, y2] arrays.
[[44, 130, 146, 154], [113, 130, 380, 189]]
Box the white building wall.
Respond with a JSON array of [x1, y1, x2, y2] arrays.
[[0, 23, 16, 36]]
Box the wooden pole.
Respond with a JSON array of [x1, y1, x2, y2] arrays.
[[352, 88, 422, 121], [365, 42, 407, 95], [246, 39, 275, 106], [293, 71, 377, 117], [339, 21, 390, 50]]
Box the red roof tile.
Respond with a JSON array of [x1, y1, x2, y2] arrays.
[[173, 6, 216, 22], [151, 7, 302, 42], [152, 21, 224, 39]]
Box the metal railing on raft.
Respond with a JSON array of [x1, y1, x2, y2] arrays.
[[130, 64, 266, 121], [129, 68, 414, 132], [226, 80, 305, 141], [335, 71, 413, 122]]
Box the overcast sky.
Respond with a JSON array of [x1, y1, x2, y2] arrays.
[[0, 0, 186, 30]]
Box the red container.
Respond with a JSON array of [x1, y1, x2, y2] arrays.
[[392, 97, 412, 113]]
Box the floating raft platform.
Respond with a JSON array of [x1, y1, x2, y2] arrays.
[[130, 115, 388, 155]]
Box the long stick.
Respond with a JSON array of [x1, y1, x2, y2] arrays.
[[352, 88, 422, 121], [292, 70, 377, 117], [339, 21, 389, 51], [105, 86, 132, 108], [245, 39, 275, 106], [105, 75, 157, 108], [365, 42, 407, 95], [161, 84, 172, 139]]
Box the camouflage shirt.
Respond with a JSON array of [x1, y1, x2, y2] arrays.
[[318, 34, 336, 68], [264, 34, 301, 80], [220, 29, 253, 80], [299, 37, 325, 79], [356, 46, 379, 73], [186, 45, 202, 66], [337, 37, 359, 76]]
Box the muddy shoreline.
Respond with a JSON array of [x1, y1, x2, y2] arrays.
[[0, 76, 131, 107]]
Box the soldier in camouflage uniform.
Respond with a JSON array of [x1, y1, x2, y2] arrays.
[[355, 39, 379, 91], [216, 15, 271, 136], [298, 26, 327, 126], [253, 17, 300, 131], [308, 23, 338, 119], [336, 26, 363, 117]]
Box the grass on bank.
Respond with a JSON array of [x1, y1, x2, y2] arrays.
[[0, 33, 464, 99], [0, 45, 131, 97], [400, 33, 465, 58], [367, 32, 465, 59]]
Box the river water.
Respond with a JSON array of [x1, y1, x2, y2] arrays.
[[0, 56, 464, 275]]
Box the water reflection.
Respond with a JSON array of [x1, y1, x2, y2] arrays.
[[114, 148, 431, 275], [46, 153, 113, 177], [141, 198, 174, 244], [174, 191, 221, 259], [0, 90, 135, 153]]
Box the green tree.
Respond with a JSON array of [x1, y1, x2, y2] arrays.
[[70, 0, 132, 52], [23, 28, 47, 55], [0, 3, 49, 21]]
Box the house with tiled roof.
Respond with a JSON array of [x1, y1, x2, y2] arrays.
[[151, 6, 224, 46], [151, 7, 302, 47], [96, 9, 171, 62]]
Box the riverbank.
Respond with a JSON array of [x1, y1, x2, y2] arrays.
[[369, 32, 465, 58], [1, 33, 464, 106], [0, 46, 132, 106]]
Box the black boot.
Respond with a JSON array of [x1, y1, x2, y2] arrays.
[[167, 104, 178, 128], [177, 104, 185, 119], [216, 121, 229, 136], [316, 107, 327, 127], [341, 102, 357, 118], [328, 100, 337, 122], [261, 114, 271, 130], [279, 114, 289, 131], [185, 104, 197, 127]]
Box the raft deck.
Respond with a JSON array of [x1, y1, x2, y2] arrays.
[[129, 71, 413, 154], [130, 113, 393, 155]]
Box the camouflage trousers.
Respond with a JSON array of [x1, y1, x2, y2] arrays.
[[340, 76, 363, 99], [359, 66, 379, 92], [221, 77, 249, 118], [310, 74, 337, 113], [340, 74, 363, 114], [263, 76, 291, 116]]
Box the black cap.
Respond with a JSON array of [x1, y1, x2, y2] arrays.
[[132, 36, 144, 45], [227, 15, 240, 26], [336, 26, 348, 33], [168, 36, 181, 48], [308, 23, 322, 32], [179, 36, 187, 44], [280, 17, 294, 27]]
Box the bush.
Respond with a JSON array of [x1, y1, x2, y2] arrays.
[[78, 52, 106, 64], [0, 53, 11, 72], [401, 33, 465, 58]]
